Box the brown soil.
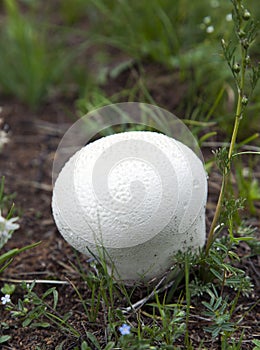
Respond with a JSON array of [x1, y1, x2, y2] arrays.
[[0, 65, 259, 349]]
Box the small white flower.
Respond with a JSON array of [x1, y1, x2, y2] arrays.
[[5, 217, 19, 231], [0, 211, 19, 233], [0, 211, 19, 248], [1, 294, 11, 305], [226, 13, 232, 22], [203, 16, 211, 25], [0, 130, 9, 150], [206, 26, 214, 33]]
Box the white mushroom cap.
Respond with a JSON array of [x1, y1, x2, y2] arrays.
[[52, 131, 207, 284]]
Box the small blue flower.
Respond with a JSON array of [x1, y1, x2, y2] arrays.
[[119, 323, 131, 335]]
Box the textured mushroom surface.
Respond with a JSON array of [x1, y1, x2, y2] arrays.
[[52, 131, 207, 283]]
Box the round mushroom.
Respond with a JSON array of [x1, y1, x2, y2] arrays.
[[52, 131, 207, 284]]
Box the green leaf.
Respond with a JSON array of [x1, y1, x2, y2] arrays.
[[81, 341, 91, 350], [85, 332, 101, 350], [199, 131, 217, 144], [202, 301, 214, 312], [30, 322, 50, 328], [0, 242, 41, 266], [210, 267, 223, 281], [0, 335, 11, 343], [104, 342, 116, 350], [42, 287, 56, 299], [1, 283, 15, 295], [211, 253, 223, 266], [253, 339, 260, 350], [22, 318, 32, 327], [109, 59, 134, 79], [17, 299, 25, 311], [214, 297, 223, 310], [0, 259, 14, 273], [0, 249, 17, 264], [228, 250, 240, 260]]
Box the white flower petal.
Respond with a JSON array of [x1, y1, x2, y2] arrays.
[[226, 13, 232, 22], [206, 26, 214, 33]]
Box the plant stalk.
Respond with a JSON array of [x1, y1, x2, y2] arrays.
[[205, 37, 247, 255]]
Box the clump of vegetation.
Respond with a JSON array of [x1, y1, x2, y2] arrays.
[[0, 0, 71, 108]]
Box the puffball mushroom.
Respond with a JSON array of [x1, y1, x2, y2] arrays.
[[52, 131, 207, 284]]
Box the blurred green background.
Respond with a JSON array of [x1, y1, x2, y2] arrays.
[[0, 0, 259, 141]]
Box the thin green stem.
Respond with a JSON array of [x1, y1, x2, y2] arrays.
[[206, 176, 226, 254], [46, 312, 80, 337], [205, 13, 248, 254]]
